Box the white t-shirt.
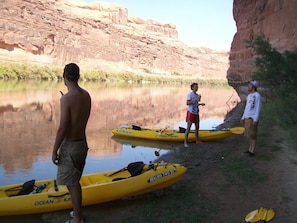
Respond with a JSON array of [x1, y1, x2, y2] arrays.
[[241, 91, 262, 122], [187, 92, 200, 115]]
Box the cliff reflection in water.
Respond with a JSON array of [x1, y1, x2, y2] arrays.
[[0, 82, 240, 180]]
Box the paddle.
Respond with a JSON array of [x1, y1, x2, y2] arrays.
[[244, 207, 275, 223], [229, 127, 245, 134], [261, 210, 268, 223], [107, 167, 127, 177], [261, 209, 275, 223], [245, 207, 265, 222]]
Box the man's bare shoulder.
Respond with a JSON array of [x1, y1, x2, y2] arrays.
[[64, 87, 89, 97], [60, 88, 90, 108]]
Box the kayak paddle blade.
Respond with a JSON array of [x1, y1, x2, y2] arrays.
[[245, 207, 275, 223]]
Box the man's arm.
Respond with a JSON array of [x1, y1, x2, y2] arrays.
[[253, 94, 262, 124], [52, 96, 70, 164]]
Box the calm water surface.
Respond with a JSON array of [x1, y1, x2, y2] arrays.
[[0, 81, 240, 186]]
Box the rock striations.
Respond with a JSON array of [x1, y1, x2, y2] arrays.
[[0, 0, 228, 78], [228, 0, 297, 97]]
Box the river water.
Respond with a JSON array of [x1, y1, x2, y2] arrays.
[[0, 80, 240, 186]]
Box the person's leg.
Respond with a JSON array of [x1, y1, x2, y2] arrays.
[[244, 119, 253, 153], [247, 138, 256, 157], [67, 184, 83, 223], [248, 138, 252, 152], [248, 122, 258, 156], [250, 138, 256, 154], [194, 123, 199, 143], [184, 122, 192, 147], [194, 115, 200, 143]]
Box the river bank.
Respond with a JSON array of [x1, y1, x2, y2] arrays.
[[1, 103, 297, 222], [29, 125, 297, 223]]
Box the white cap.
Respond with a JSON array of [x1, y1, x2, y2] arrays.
[[249, 80, 259, 88]]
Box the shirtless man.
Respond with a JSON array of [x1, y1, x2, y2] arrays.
[[52, 63, 91, 223]]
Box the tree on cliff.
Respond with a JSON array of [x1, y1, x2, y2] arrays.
[[248, 35, 297, 140]]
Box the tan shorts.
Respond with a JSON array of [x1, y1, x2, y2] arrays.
[[57, 140, 89, 186], [244, 118, 258, 139]]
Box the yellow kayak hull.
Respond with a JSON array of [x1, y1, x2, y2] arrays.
[[111, 126, 242, 142], [0, 162, 186, 216]]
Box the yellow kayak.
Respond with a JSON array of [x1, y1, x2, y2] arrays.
[[0, 162, 186, 216], [111, 125, 244, 142]]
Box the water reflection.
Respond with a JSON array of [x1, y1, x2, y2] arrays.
[[0, 81, 240, 185]]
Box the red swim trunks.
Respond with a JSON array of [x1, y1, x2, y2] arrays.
[[186, 111, 199, 123]]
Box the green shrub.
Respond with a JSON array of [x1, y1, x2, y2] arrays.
[[247, 35, 297, 148]]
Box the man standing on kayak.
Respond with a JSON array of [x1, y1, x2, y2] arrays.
[[52, 63, 91, 223], [184, 83, 205, 147], [241, 80, 262, 157]]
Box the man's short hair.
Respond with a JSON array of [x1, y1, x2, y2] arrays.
[[63, 63, 80, 82], [191, 83, 198, 90]]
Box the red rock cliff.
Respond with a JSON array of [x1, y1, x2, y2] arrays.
[[228, 0, 297, 97], [0, 0, 228, 79]]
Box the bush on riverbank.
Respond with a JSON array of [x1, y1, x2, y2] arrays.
[[0, 62, 227, 86]]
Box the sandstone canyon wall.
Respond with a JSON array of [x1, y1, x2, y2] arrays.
[[0, 0, 228, 79], [228, 0, 297, 98]]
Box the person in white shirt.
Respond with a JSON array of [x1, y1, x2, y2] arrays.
[[241, 80, 262, 157], [184, 83, 205, 147]]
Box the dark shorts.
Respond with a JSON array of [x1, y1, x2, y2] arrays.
[[186, 111, 199, 124], [57, 140, 89, 186], [244, 118, 258, 139]]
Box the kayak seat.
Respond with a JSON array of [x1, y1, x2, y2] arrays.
[[8, 179, 35, 197], [108, 161, 145, 180], [127, 161, 145, 176], [132, 125, 141, 130], [179, 127, 186, 133]]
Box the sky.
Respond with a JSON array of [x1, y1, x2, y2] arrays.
[[80, 0, 236, 50]]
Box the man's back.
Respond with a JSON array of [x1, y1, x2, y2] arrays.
[[62, 87, 91, 141]]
